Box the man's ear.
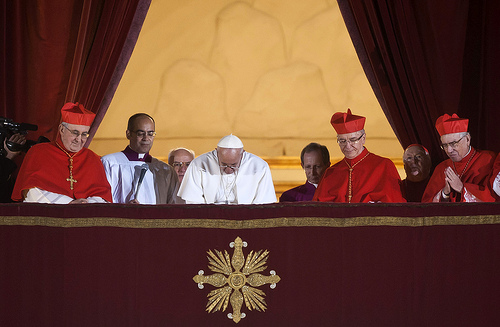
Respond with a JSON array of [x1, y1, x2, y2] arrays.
[[126, 130, 131, 140]]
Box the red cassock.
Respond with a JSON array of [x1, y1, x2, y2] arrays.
[[12, 142, 112, 202], [422, 148, 496, 202], [313, 148, 405, 203]]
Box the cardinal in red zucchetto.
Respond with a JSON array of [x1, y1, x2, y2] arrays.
[[422, 113, 496, 202], [12, 102, 112, 204], [313, 109, 405, 203]]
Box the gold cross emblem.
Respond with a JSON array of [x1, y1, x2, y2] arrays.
[[66, 157, 77, 190], [66, 176, 77, 190], [193, 237, 281, 323]]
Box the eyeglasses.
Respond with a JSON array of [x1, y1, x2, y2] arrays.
[[219, 158, 242, 171], [62, 124, 89, 139], [219, 164, 239, 170], [132, 130, 156, 138], [403, 155, 423, 164], [172, 161, 190, 168], [337, 133, 365, 146], [440, 135, 466, 150], [218, 150, 244, 171]]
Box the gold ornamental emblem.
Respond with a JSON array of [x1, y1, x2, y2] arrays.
[[193, 237, 281, 323]]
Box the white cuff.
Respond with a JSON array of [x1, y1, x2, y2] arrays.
[[24, 187, 73, 204]]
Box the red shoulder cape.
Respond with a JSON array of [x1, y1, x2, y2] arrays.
[[313, 148, 405, 203], [422, 148, 496, 202], [12, 142, 112, 202]]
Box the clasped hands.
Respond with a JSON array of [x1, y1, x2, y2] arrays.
[[442, 166, 464, 195]]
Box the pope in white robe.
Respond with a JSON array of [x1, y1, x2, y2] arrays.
[[178, 135, 276, 204]]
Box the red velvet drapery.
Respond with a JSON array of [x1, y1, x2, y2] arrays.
[[0, 0, 150, 143], [338, 0, 500, 166]]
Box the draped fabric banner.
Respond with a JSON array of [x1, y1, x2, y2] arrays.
[[0, 0, 150, 143], [338, 0, 500, 166], [1, 203, 500, 326]]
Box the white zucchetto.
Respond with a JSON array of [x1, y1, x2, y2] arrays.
[[217, 134, 244, 149]]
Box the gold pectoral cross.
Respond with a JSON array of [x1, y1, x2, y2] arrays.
[[55, 142, 78, 191], [66, 158, 77, 190], [66, 175, 77, 190]]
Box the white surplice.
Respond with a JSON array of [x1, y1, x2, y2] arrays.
[[101, 152, 181, 204]]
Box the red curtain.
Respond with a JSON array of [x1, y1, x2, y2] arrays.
[[338, 0, 500, 166], [0, 0, 150, 143]]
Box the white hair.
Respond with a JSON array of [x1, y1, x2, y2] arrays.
[[168, 147, 195, 165]]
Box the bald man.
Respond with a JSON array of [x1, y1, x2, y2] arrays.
[[101, 113, 181, 204], [400, 144, 432, 202]]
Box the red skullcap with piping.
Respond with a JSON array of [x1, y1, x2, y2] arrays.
[[435, 113, 468, 136], [61, 102, 95, 126], [330, 108, 366, 134]]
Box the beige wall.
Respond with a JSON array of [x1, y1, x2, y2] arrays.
[[90, 0, 403, 187]]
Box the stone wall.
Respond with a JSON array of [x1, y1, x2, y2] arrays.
[[89, 0, 403, 188]]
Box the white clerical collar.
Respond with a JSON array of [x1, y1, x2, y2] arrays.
[[308, 181, 318, 188], [464, 146, 471, 158]]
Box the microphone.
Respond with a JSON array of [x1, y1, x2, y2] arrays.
[[135, 164, 148, 199]]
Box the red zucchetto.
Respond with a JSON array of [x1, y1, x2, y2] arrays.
[[61, 102, 95, 126], [435, 113, 468, 136], [330, 108, 366, 134]]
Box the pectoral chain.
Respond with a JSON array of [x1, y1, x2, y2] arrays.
[[343, 152, 370, 203], [56, 142, 78, 190]]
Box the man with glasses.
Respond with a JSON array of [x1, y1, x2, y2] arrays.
[[313, 109, 404, 203], [178, 134, 276, 204], [101, 113, 181, 204], [12, 102, 112, 203], [422, 113, 496, 202], [168, 147, 195, 183], [400, 144, 432, 202]]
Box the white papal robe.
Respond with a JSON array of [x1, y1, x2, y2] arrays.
[[101, 151, 181, 204], [178, 150, 276, 204]]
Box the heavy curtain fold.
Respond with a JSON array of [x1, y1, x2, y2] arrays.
[[338, 0, 500, 166], [0, 0, 150, 143]]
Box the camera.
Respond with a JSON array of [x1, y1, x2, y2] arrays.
[[0, 117, 50, 156]]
